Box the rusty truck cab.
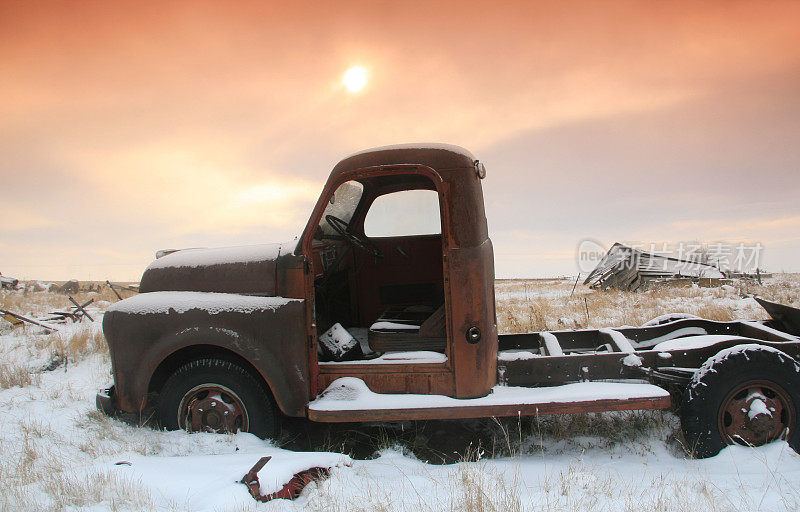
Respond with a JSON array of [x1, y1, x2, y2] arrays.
[[297, 145, 497, 402]]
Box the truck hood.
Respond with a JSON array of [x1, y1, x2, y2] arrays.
[[138, 242, 295, 295]]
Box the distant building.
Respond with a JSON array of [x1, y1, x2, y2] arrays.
[[583, 243, 725, 291]]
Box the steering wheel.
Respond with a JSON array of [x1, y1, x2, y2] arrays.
[[325, 214, 383, 258]]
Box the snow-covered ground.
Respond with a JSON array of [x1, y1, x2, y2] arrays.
[[2, 277, 800, 511]]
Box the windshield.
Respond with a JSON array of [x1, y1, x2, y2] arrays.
[[316, 180, 364, 237]]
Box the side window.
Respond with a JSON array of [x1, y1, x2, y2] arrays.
[[364, 189, 441, 237]]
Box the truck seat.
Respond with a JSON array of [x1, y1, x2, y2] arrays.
[[368, 304, 447, 353]]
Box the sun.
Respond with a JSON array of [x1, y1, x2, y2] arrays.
[[342, 66, 368, 93]]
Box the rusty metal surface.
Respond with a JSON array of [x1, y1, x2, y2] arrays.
[[102, 298, 309, 417], [497, 318, 800, 388], [718, 380, 794, 447], [498, 318, 797, 353], [296, 146, 481, 257], [297, 147, 497, 401], [139, 258, 278, 294], [318, 367, 455, 396], [275, 252, 306, 299], [448, 239, 497, 398], [240, 456, 329, 502], [179, 383, 248, 433], [756, 296, 800, 336], [139, 242, 300, 295]]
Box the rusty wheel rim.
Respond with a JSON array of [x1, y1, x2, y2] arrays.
[[178, 384, 249, 434], [718, 380, 795, 447]]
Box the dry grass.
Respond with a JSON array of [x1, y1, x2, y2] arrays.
[[0, 360, 41, 389], [40, 324, 109, 362], [1, 284, 132, 318], [0, 415, 185, 512], [447, 464, 522, 512], [496, 274, 800, 333]]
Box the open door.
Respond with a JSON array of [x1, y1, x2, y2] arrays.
[[305, 167, 457, 397]]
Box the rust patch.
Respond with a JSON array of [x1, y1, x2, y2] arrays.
[[240, 456, 330, 502]]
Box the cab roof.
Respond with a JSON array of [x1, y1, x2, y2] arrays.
[[330, 144, 476, 181]]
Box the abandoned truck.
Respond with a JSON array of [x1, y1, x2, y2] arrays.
[[98, 144, 800, 458]]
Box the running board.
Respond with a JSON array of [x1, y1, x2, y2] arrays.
[[308, 380, 671, 422]]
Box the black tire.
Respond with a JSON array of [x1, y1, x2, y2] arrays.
[[158, 358, 279, 439], [681, 345, 800, 458]]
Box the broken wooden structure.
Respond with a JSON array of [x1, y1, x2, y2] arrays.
[[0, 309, 56, 333], [44, 297, 95, 323], [1, 296, 94, 332], [0, 272, 19, 290], [583, 243, 726, 291], [105, 280, 140, 301]]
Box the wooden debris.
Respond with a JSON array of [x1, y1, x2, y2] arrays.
[[106, 280, 139, 301], [0, 309, 56, 332], [583, 243, 726, 291], [0, 272, 19, 290]]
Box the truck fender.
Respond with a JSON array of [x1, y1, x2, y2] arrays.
[[127, 325, 307, 417]]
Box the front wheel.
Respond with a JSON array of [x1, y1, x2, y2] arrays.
[[681, 345, 800, 458], [158, 358, 279, 439]]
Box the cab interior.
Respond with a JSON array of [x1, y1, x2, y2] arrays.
[[310, 173, 448, 361]]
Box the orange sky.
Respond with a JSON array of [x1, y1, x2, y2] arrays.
[[1, 1, 799, 280]]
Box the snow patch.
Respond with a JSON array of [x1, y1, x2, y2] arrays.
[[320, 351, 447, 365], [622, 354, 643, 367], [642, 313, 701, 327], [146, 243, 286, 270], [642, 327, 708, 346], [540, 332, 563, 356], [747, 396, 771, 420], [108, 291, 301, 315], [107, 449, 350, 508], [653, 334, 748, 352], [309, 378, 669, 412], [370, 321, 420, 331], [690, 344, 798, 391], [599, 328, 636, 353], [498, 349, 540, 361]]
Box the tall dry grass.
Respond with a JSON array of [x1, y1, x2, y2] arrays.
[[0, 361, 41, 389], [495, 274, 800, 333], [1, 284, 133, 319], [38, 324, 109, 362], [0, 418, 169, 512]]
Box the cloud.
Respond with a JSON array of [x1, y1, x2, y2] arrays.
[[482, 69, 800, 276], [1, 1, 799, 279]]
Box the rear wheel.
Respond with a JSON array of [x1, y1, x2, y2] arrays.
[[681, 345, 800, 458], [158, 358, 279, 439]]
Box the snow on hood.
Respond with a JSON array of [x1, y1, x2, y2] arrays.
[[138, 241, 298, 295], [147, 243, 284, 270], [107, 291, 301, 316]]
